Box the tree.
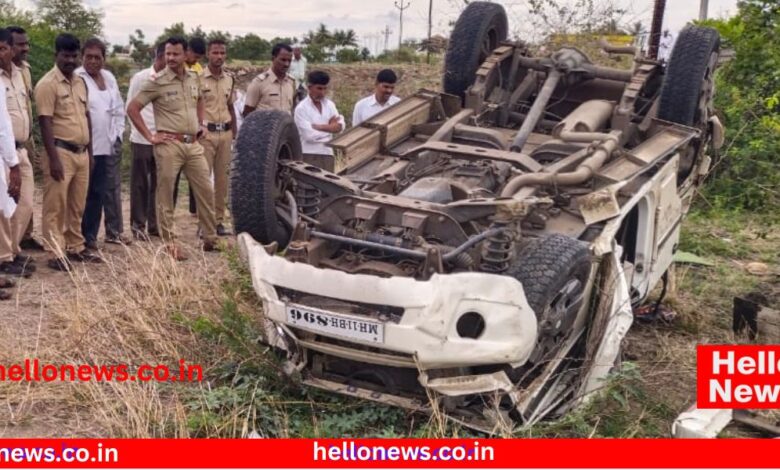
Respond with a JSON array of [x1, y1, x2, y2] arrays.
[[335, 48, 360, 63], [129, 29, 151, 65], [360, 47, 371, 61], [523, 0, 626, 40], [703, 0, 780, 211], [155, 22, 186, 45], [230, 33, 271, 61], [35, 0, 103, 40]]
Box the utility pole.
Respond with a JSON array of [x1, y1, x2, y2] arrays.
[[427, 0, 433, 64], [382, 25, 393, 52], [699, 0, 709, 21], [394, 1, 410, 51]]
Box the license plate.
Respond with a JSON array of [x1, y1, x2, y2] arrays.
[[285, 303, 385, 344]]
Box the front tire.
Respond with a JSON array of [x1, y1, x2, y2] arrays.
[[231, 110, 301, 246]]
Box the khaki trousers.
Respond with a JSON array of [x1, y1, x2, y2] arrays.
[[154, 141, 217, 244], [11, 148, 34, 255], [0, 149, 34, 262], [41, 147, 89, 257], [201, 131, 232, 225]]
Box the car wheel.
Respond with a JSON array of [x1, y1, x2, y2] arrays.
[[442, 1, 508, 101], [507, 234, 592, 366], [231, 110, 302, 247], [658, 25, 721, 179]]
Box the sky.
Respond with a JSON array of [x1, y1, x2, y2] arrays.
[[18, 0, 739, 54]]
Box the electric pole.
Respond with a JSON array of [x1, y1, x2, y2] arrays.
[[699, 0, 709, 21], [394, 1, 410, 51], [427, 0, 433, 64], [382, 25, 393, 52]]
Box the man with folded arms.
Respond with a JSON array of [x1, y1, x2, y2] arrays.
[[199, 38, 236, 236], [34, 33, 102, 271], [126, 36, 218, 261], [0, 28, 35, 278]]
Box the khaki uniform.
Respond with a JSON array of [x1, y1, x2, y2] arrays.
[[200, 67, 234, 225], [244, 68, 295, 113], [0, 64, 34, 258], [134, 67, 216, 244], [34, 66, 90, 257], [19, 61, 37, 240]]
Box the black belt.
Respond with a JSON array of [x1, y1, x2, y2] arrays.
[[54, 139, 88, 154], [15, 140, 26, 149], [207, 122, 232, 132]]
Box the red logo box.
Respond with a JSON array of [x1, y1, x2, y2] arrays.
[[697, 345, 780, 408]]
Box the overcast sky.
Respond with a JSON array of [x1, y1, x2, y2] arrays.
[[19, 0, 739, 53]]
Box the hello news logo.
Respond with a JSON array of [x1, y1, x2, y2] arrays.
[[697, 345, 780, 408]]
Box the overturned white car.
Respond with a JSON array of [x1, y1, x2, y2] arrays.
[[232, 3, 723, 431]]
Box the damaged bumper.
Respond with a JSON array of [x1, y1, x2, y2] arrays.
[[238, 233, 538, 370]]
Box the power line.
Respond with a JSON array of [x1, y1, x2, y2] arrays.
[[382, 25, 393, 52], [394, 1, 411, 50]]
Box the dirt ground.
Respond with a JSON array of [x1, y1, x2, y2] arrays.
[[0, 186, 229, 438]]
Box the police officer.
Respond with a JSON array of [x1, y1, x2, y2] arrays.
[[199, 38, 236, 236], [8, 25, 44, 251], [0, 28, 35, 277], [34, 33, 101, 271], [242, 43, 296, 117], [126, 36, 218, 261]]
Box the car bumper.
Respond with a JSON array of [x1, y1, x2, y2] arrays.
[[238, 233, 538, 369]]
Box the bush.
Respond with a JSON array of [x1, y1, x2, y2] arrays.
[[702, 1, 779, 212], [335, 48, 361, 63]]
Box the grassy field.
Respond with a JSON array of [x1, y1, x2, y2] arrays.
[[2, 62, 777, 438]]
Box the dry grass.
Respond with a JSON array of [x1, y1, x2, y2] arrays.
[[0, 241, 269, 437]]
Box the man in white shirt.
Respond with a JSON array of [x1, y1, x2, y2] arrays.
[[0, 29, 23, 295], [127, 42, 165, 240], [76, 38, 128, 249], [352, 69, 401, 127], [294, 70, 344, 172], [289, 45, 307, 101]]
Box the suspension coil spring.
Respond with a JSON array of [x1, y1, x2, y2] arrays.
[[480, 223, 515, 273], [295, 184, 321, 217]]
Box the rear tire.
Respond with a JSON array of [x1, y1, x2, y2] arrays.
[[443, 1, 508, 101], [231, 110, 301, 246], [658, 25, 720, 180]]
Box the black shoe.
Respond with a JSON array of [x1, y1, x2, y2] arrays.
[[0, 261, 33, 277], [68, 249, 104, 263], [13, 254, 36, 267], [148, 229, 160, 238], [19, 237, 45, 251], [216, 224, 232, 236], [85, 240, 99, 250], [48, 257, 72, 272]]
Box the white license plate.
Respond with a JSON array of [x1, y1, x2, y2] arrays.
[[285, 303, 385, 344]]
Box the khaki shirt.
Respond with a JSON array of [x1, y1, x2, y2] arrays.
[[34, 66, 90, 146], [200, 68, 234, 124], [134, 67, 200, 135], [245, 68, 295, 113], [1, 64, 31, 142]]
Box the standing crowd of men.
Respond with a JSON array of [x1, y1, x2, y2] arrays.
[[0, 27, 402, 299]]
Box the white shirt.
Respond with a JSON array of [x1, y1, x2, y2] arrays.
[[127, 66, 158, 145], [0, 84, 18, 216], [289, 56, 307, 88], [352, 93, 401, 127], [294, 95, 345, 156], [76, 67, 125, 155]]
